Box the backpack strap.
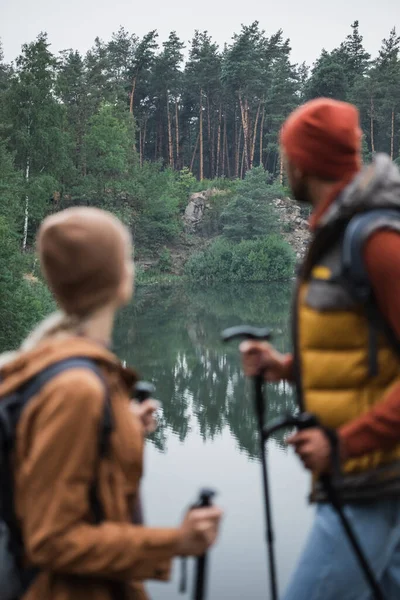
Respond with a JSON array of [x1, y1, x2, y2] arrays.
[[1, 358, 112, 454], [341, 209, 400, 375], [0, 357, 113, 594]]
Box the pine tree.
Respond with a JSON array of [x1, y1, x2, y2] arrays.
[[185, 31, 221, 178], [222, 22, 269, 175], [151, 32, 184, 169], [375, 28, 400, 159], [0, 41, 12, 129], [305, 50, 348, 100]]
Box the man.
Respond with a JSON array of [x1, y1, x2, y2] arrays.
[[241, 98, 400, 599]]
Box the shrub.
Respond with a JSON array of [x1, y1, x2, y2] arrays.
[[158, 247, 173, 272], [221, 167, 281, 241], [185, 235, 295, 284]]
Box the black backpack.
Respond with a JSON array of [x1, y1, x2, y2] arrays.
[[0, 357, 113, 600], [342, 208, 400, 374]]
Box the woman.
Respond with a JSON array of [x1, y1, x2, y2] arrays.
[[0, 207, 222, 600]]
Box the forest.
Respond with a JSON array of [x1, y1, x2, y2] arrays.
[[0, 20, 400, 350]]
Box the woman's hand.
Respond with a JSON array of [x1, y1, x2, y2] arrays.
[[131, 399, 160, 434], [176, 506, 224, 556]]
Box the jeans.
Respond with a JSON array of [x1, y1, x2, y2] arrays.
[[283, 498, 400, 600]]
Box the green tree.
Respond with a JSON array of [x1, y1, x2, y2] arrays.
[[184, 31, 222, 178], [151, 32, 184, 169], [80, 102, 136, 221], [123, 30, 158, 164], [0, 141, 53, 351], [222, 22, 269, 175], [5, 33, 71, 248], [56, 49, 89, 185], [263, 34, 300, 176], [374, 28, 400, 159], [337, 20, 371, 88], [305, 50, 348, 100], [106, 27, 138, 104], [221, 167, 281, 241], [0, 41, 12, 128]]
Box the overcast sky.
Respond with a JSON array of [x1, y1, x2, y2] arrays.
[[1, 0, 399, 66]]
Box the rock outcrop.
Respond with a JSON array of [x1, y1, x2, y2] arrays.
[[183, 188, 218, 233], [271, 197, 310, 259], [183, 190, 310, 258]]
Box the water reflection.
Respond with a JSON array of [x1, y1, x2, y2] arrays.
[[114, 283, 297, 458]]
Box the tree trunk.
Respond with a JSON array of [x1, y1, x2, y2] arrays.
[[216, 104, 222, 178], [199, 89, 204, 180], [240, 138, 245, 179], [250, 100, 261, 168], [265, 149, 270, 171], [370, 96, 375, 154], [222, 111, 226, 177], [142, 118, 147, 164], [139, 128, 143, 167], [190, 131, 200, 173], [273, 152, 278, 177], [238, 93, 249, 171], [167, 93, 174, 168], [234, 107, 237, 176], [23, 156, 30, 251], [259, 104, 265, 166], [129, 77, 137, 114], [244, 97, 250, 171], [207, 95, 213, 178], [235, 124, 242, 178], [391, 107, 395, 160], [82, 134, 87, 177], [175, 99, 180, 168], [224, 118, 231, 178]]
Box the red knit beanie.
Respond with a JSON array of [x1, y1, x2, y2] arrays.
[[280, 98, 362, 180], [38, 207, 131, 316]]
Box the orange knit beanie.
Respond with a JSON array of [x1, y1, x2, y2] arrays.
[[280, 98, 362, 180]]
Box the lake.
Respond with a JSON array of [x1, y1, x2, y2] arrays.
[[114, 282, 313, 600]]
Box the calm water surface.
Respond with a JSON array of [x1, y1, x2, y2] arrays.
[[114, 283, 313, 600]]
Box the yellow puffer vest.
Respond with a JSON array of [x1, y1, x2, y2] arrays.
[[297, 280, 400, 474], [294, 157, 400, 479]]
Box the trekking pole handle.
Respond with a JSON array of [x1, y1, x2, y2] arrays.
[[221, 325, 272, 342], [263, 412, 320, 441], [134, 381, 156, 404], [192, 488, 216, 510]]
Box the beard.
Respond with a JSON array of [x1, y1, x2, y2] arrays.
[[291, 177, 312, 204]]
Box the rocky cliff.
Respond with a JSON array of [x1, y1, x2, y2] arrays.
[[271, 196, 310, 259], [183, 190, 310, 259]]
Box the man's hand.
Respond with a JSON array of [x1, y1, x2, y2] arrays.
[[240, 341, 291, 382], [131, 399, 160, 434], [287, 428, 332, 473]]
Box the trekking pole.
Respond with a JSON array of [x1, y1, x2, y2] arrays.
[[222, 326, 277, 600], [134, 381, 156, 403], [192, 488, 217, 600], [132, 381, 156, 525], [264, 413, 385, 600]]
